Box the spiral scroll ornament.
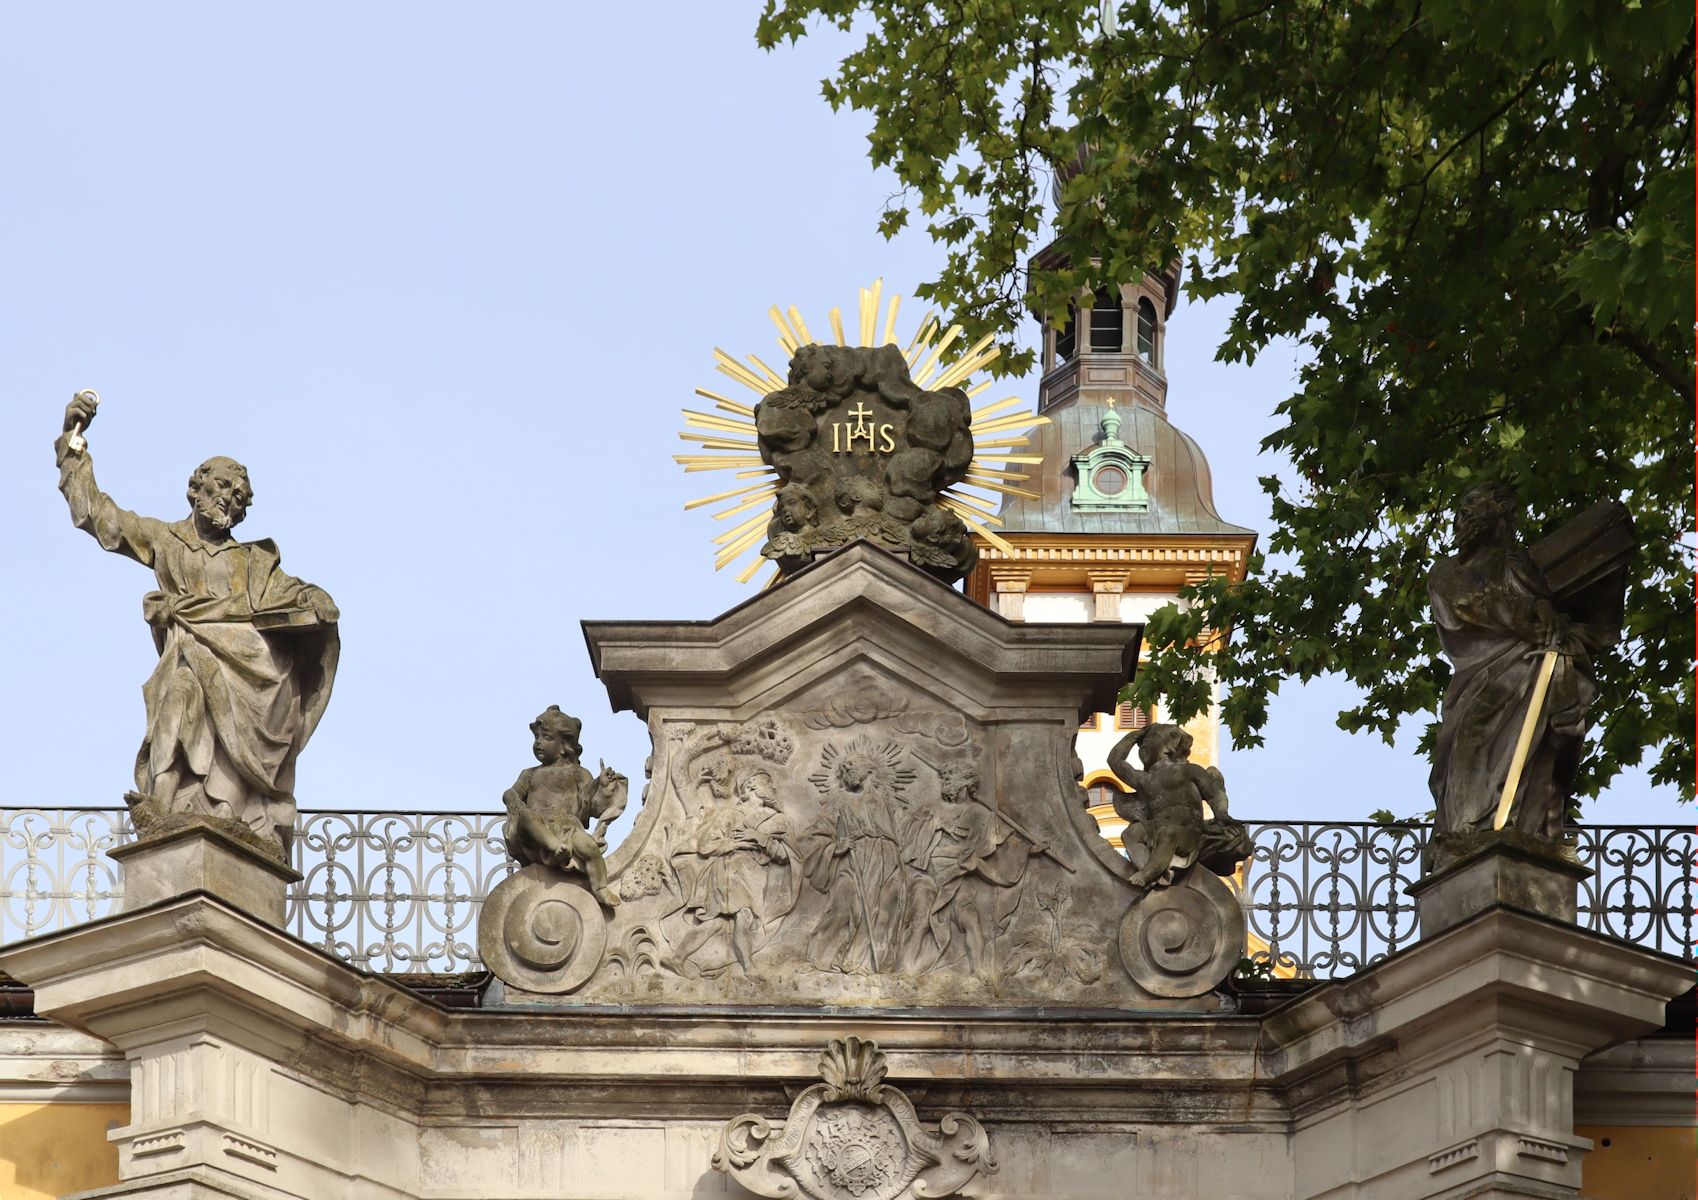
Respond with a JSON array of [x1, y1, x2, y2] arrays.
[[477, 864, 608, 993], [1117, 870, 1246, 998]]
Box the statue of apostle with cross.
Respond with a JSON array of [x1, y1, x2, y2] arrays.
[[54, 391, 339, 859]]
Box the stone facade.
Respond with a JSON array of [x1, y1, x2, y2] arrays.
[[0, 543, 1689, 1200]]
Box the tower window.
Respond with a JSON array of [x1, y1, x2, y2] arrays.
[[1136, 297, 1157, 363], [1054, 310, 1076, 363], [1090, 289, 1122, 353]]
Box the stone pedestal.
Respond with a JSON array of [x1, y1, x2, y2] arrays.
[[109, 823, 300, 929], [1407, 832, 1590, 939]]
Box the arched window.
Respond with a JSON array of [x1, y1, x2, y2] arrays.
[[1054, 309, 1076, 363], [1136, 297, 1158, 363], [1090, 288, 1122, 353]]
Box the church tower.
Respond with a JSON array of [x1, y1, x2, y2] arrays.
[[965, 251, 1256, 846]]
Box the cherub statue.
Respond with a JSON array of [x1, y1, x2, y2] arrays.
[[1105, 722, 1251, 894], [501, 706, 628, 908]]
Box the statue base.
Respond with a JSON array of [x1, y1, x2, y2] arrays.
[[1407, 830, 1590, 939], [109, 820, 301, 928]]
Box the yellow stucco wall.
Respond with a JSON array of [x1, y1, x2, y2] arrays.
[[1578, 1126, 1695, 1200], [0, 1102, 126, 1200]]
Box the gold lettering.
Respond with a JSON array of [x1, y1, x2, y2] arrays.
[[827, 405, 898, 454]]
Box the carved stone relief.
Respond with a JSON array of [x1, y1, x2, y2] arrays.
[[494, 670, 1235, 1009], [713, 1036, 995, 1200]]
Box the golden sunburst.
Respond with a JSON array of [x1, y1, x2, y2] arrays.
[[675, 279, 1049, 584]]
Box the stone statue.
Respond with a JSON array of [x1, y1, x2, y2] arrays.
[[1106, 722, 1251, 892], [501, 706, 628, 908], [1427, 484, 1633, 843], [54, 392, 338, 858], [755, 344, 977, 581]]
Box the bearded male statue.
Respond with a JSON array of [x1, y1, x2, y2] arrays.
[[55, 392, 339, 858]]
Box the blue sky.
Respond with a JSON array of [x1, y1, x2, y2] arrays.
[[1, 3, 1681, 830]]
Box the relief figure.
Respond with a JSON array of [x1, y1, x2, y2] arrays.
[[666, 767, 799, 976], [800, 738, 913, 974], [901, 763, 1037, 974]]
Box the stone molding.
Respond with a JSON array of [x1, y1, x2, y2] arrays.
[[1, 895, 1692, 1199], [583, 540, 1141, 718]]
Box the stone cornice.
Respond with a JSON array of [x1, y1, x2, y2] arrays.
[[584, 540, 1142, 718], [1258, 907, 1692, 1088]]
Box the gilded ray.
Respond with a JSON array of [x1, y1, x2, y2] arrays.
[[746, 354, 787, 390], [685, 480, 778, 511], [713, 509, 773, 546], [678, 432, 761, 450], [712, 490, 781, 519], [971, 413, 1052, 436], [684, 410, 758, 434], [941, 488, 1000, 513], [694, 387, 756, 417], [938, 500, 1015, 554], [681, 281, 1047, 582], [769, 306, 801, 355], [963, 475, 1042, 500], [972, 397, 1025, 421], [881, 294, 901, 346]]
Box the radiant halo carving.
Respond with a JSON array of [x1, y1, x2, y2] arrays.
[[674, 279, 1048, 585]]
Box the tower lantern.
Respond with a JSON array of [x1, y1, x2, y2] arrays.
[[965, 246, 1256, 847]]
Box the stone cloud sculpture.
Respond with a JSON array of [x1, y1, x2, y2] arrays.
[[756, 344, 977, 582]]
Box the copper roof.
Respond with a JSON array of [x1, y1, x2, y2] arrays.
[[997, 399, 1255, 538]]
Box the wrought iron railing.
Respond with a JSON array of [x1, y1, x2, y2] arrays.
[[1, 809, 1691, 977]]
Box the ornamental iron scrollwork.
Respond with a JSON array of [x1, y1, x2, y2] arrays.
[[2, 809, 1690, 977], [713, 1036, 995, 1200]]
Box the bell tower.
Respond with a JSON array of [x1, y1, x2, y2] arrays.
[[965, 252, 1256, 846]]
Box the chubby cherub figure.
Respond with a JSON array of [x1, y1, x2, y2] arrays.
[[1106, 722, 1250, 893], [501, 706, 628, 908]]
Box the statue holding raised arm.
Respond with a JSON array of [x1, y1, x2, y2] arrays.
[[1106, 722, 1251, 894], [54, 391, 339, 858]]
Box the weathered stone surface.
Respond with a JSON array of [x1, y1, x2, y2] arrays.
[[53, 392, 338, 857], [1408, 830, 1590, 937], [479, 864, 611, 994], [714, 1035, 994, 1200], [1428, 484, 1632, 843], [498, 705, 627, 908], [756, 345, 977, 582], [559, 543, 1215, 1010], [108, 822, 300, 928], [3, 893, 1689, 1200]]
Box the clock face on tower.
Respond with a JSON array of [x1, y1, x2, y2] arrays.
[[673, 280, 1049, 586]]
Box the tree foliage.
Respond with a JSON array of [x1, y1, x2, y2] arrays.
[[758, 0, 1695, 802]]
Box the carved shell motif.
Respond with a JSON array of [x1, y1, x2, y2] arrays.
[[817, 1036, 887, 1103]]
